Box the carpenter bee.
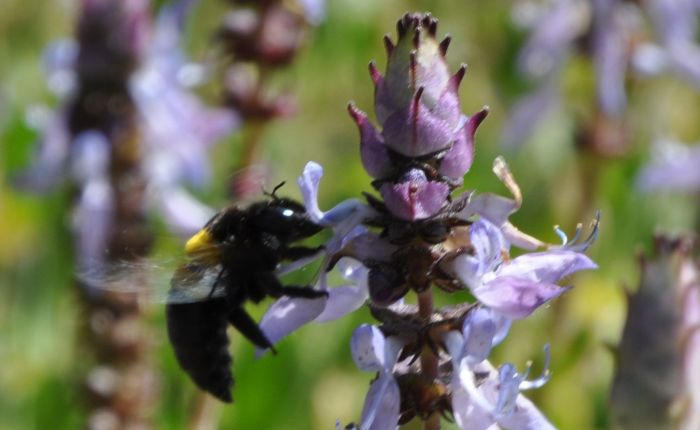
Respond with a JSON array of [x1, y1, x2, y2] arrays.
[[78, 190, 327, 402], [166, 191, 327, 402]]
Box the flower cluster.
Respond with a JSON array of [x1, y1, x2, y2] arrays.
[[257, 14, 599, 429]]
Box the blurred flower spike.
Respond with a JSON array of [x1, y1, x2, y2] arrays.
[[258, 13, 599, 429], [611, 236, 700, 430], [17, 0, 238, 271]]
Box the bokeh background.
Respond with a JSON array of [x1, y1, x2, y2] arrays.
[[1, 0, 699, 429]]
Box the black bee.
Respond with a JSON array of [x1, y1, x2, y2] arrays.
[[166, 193, 326, 402]]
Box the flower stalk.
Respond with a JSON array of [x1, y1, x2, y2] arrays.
[[216, 0, 320, 198], [258, 12, 599, 429]]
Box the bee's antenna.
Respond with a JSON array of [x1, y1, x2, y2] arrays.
[[263, 181, 286, 200]]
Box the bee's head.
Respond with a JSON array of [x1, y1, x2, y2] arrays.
[[252, 197, 323, 242]]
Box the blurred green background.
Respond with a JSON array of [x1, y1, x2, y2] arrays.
[[1, 0, 699, 429]]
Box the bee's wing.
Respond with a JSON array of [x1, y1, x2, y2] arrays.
[[76, 259, 226, 304]]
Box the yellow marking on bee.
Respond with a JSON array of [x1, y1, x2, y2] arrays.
[[184, 230, 222, 267], [185, 229, 213, 255]]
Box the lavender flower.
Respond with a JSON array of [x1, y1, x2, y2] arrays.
[[636, 138, 700, 193], [255, 14, 598, 429]]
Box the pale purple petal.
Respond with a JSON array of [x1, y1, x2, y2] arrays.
[[351, 324, 386, 372], [501, 80, 558, 149], [298, 161, 325, 222], [471, 219, 508, 272], [43, 39, 78, 97], [496, 250, 598, 284], [637, 140, 700, 192], [592, 0, 628, 117], [315, 259, 369, 322], [495, 364, 522, 416], [298, 0, 326, 24], [73, 179, 114, 272], [443, 331, 465, 364], [667, 42, 700, 89], [491, 313, 513, 347], [258, 295, 328, 350], [449, 219, 507, 290], [452, 364, 496, 430], [496, 394, 556, 430], [517, 0, 584, 79], [315, 284, 368, 323], [474, 276, 570, 319], [360, 373, 400, 430], [69, 131, 111, 182], [462, 307, 498, 364], [15, 109, 70, 192]]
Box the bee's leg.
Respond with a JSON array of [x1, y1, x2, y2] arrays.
[[259, 272, 328, 299], [280, 245, 324, 261], [227, 308, 277, 353]]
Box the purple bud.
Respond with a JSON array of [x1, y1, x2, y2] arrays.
[[379, 169, 450, 221], [360, 13, 477, 160], [348, 103, 392, 179], [438, 108, 489, 179]]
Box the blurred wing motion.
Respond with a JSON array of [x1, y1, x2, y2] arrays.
[[76, 258, 226, 304]]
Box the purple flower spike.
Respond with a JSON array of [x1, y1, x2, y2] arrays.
[[379, 169, 450, 221], [439, 107, 489, 179], [348, 103, 392, 179]]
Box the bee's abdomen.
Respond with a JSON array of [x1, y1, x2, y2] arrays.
[[166, 299, 234, 402]]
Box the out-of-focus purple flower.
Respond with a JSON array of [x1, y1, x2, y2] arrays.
[[504, 0, 644, 148], [515, 0, 587, 80], [591, 0, 630, 117], [640, 0, 700, 89], [70, 131, 114, 272], [636, 138, 700, 192], [132, 0, 238, 187], [19, 0, 236, 239]]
